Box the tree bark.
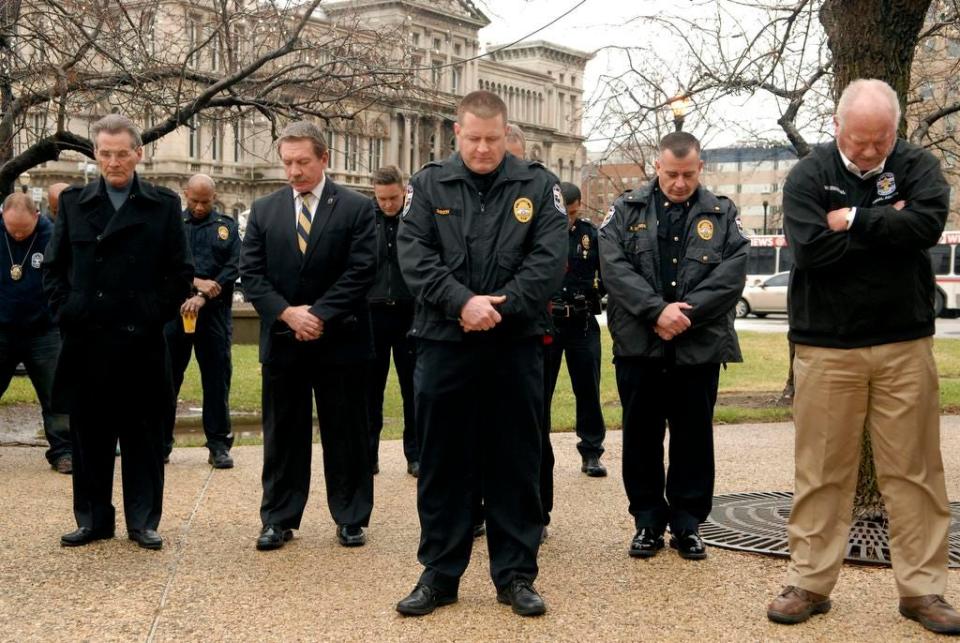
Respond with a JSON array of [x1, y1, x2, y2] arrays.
[[818, 0, 933, 521]]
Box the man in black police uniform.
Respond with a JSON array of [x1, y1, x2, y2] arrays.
[[163, 174, 239, 468], [366, 165, 418, 477], [0, 193, 72, 473], [395, 90, 566, 617], [599, 131, 747, 561], [240, 121, 376, 551], [45, 114, 193, 550], [540, 182, 607, 538]]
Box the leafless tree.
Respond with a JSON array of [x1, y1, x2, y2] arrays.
[[0, 0, 420, 194]]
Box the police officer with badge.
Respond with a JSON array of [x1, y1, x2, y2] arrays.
[[395, 90, 566, 618], [599, 131, 747, 562], [163, 174, 239, 468]]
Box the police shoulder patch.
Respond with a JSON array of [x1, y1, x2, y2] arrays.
[[552, 184, 566, 216], [600, 204, 616, 230], [401, 184, 414, 219]]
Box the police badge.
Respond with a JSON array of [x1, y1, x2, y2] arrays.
[[217, 225, 229, 240], [31, 252, 43, 269], [696, 219, 714, 240], [513, 197, 534, 224], [876, 172, 896, 197]]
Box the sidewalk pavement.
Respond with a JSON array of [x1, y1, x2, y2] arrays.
[[2, 420, 960, 642]]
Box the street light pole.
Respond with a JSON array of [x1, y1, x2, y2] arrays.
[[762, 199, 769, 235]]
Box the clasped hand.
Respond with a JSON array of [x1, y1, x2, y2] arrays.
[[460, 295, 507, 332], [281, 305, 324, 341]]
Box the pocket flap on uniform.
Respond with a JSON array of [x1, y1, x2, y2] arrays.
[[497, 250, 522, 270], [630, 236, 654, 254], [685, 247, 721, 264]]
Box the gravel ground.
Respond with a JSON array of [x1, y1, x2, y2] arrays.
[[1, 420, 959, 641]]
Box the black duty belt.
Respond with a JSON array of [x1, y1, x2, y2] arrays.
[[551, 303, 590, 319]]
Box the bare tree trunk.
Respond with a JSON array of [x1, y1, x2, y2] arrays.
[[819, 0, 932, 521]]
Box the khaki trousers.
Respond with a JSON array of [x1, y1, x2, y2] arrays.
[[786, 337, 950, 597]]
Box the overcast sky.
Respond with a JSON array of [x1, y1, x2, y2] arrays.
[[474, 0, 825, 154]]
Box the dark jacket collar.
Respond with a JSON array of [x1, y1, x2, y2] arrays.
[[434, 152, 535, 183], [78, 173, 161, 205], [626, 178, 722, 214]]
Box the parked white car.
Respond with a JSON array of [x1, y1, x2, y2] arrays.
[[736, 271, 789, 318]]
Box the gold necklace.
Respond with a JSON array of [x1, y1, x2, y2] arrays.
[[4, 228, 38, 281]]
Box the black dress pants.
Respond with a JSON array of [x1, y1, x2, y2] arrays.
[[260, 357, 373, 530], [366, 304, 417, 465], [615, 357, 720, 534], [415, 337, 543, 594], [541, 314, 606, 522], [163, 303, 234, 455]]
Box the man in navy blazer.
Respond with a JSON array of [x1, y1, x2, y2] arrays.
[[239, 121, 377, 550]]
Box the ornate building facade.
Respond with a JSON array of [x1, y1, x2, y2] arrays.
[[24, 0, 591, 216]]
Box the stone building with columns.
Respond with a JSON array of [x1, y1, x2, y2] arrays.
[[22, 0, 592, 214]]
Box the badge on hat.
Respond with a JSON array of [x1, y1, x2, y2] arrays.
[[402, 185, 414, 218], [514, 197, 534, 224], [552, 184, 566, 215], [218, 225, 229, 240], [876, 172, 896, 197], [31, 252, 43, 269], [696, 219, 714, 240]]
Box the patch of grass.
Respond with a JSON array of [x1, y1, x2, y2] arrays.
[[7, 332, 960, 440]]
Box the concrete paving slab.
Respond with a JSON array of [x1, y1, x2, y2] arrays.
[[1, 420, 959, 641]]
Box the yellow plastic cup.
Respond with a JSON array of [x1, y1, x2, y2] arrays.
[[182, 311, 197, 334]]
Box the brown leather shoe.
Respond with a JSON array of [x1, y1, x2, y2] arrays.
[[767, 586, 831, 624], [900, 595, 960, 635]]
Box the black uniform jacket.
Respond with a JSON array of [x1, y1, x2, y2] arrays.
[[783, 140, 949, 348], [184, 209, 240, 306], [367, 202, 413, 304], [239, 179, 377, 365], [599, 180, 748, 364], [397, 153, 567, 342], [42, 175, 194, 412]]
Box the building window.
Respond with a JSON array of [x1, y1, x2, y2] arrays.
[[368, 138, 383, 171], [451, 66, 461, 93], [188, 116, 200, 158], [210, 32, 220, 71], [411, 32, 420, 47], [433, 37, 442, 51], [210, 122, 221, 162], [454, 43, 462, 56], [186, 17, 200, 68], [432, 62, 442, 87], [233, 121, 244, 162], [344, 134, 359, 172], [325, 130, 337, 170]]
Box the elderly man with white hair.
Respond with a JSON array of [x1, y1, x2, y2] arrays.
[[767, 78, 959, 635]]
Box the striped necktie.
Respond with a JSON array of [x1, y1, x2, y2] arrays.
[[297, 192, 313, 254]]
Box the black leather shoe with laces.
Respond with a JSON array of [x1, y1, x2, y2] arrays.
[[497, 579, 546, 616]]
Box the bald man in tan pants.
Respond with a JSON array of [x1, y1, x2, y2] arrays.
[[766, 78, 959, 636]]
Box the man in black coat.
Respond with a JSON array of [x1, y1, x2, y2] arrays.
[[395, 90, 566, 618], [366, 165, 418, 476], [44, 114, 193, 551], [599, 131, 748, 562], [239, 121, 377, 551]]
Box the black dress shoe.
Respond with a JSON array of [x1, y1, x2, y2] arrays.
[[60, 526, 114, 547], [396, 584, 457, 616], [473, 522, 486, 538], [407, 461, 420, 477], [256, 525, 293, 551], [581, 455, 607, 477], [337, 525, 366, 547], [628, 528, 665, 558], [208, 450, 234, 469], [127, 529, 163, 550], [497, 579, 546, 616], [670, 530, 707, 560]]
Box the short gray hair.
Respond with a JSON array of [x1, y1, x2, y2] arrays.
[[836, 79, 901, 128], [506, 123, 526, 150], [91, 113, 143, 149], [3, 192, 37, 214], [277, 121, 328, 159]]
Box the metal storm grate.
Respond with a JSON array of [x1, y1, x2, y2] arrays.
[[702, 491, 960, 568]]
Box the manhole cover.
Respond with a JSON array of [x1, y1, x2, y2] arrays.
[[703, 491, 960, 568]]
